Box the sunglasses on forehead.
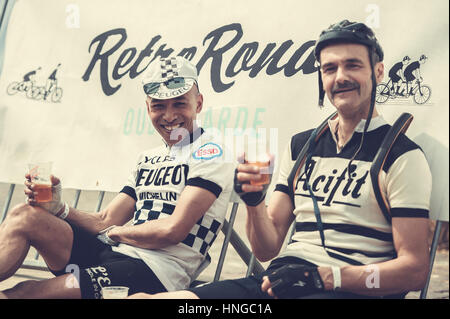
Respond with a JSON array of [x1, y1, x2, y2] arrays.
[[143, 77, 196, 95]]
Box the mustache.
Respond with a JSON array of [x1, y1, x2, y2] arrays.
[[331, 81, 360, 96]]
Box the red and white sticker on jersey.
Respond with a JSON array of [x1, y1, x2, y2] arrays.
[[193, 143, 223, 160]]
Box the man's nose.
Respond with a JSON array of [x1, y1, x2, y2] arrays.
[[162, 106, 177, 122], [335, 66, 350, 83]]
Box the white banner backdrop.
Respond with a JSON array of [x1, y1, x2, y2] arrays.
[[0, 0, 448, 220]]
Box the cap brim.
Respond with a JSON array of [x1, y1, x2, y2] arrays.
[[146, 79, 195, 100]]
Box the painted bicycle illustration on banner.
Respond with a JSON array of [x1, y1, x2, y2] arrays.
[[377, 54, 431, 105], [6, 64, 63, 103], [375, 78, 432, 105]]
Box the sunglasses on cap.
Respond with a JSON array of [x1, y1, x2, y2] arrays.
[[143, 77, 196, 95]]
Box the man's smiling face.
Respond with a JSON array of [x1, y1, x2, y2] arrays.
[[146, 85, 203, 146], [320, 43, 383, 118]]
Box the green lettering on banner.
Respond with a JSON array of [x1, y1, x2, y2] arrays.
[[218, 107, 231, 131], [122, 106, 265, 136], [234, 107, 248, 135], [136, 108, 146, 135], [123, 108, 134, 135], [202, 108, 213, 129], [122, 107, 156, 136], [253, 108, 265, 137]]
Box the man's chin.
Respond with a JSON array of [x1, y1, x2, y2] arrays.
[[331, 99, 359, 113], [170, 127, 189, 141], [160, 128, 191, 146], [332, 97, 353, 108]]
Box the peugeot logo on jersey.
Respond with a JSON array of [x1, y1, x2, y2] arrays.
[[193, 143, 223, 160]]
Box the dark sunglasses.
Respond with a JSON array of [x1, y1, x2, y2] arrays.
[[143, 77, 194, 95]]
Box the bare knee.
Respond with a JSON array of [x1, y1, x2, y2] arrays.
[[7, 275, 81, 299], [7, 203, 37, 221], [136, 290, 200, 299], [5, 203, 48, 233], [3, 280, 40, 299], [127, 292, 155, 299], [3, 204, 32, 233]]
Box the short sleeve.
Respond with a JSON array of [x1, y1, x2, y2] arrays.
[[386, 149, 432, 218], [187, 142, 234, 198], [119, 153, 142, 202], [274, 141, 294, 195]]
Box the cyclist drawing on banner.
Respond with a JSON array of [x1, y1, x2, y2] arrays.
[[23, 67, 42, 83], [6, 66, 42, 98], [45, 63, 61, 97], [6, 63, 63, 103], [388, 56, 410, 95], [376, 54, 431, 105], [404, 55, 427, 86]]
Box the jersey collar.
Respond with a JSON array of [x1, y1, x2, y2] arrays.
[[328, 115, 387, 134], [163, 127, 205, 149]]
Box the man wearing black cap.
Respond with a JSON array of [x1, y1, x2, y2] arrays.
[[0, 57, 234, 298], [132, 20, 432, 299]]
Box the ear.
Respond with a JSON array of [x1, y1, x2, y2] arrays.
[[375, 62, 384, 84], [145, 97, 151, 115], [196, 93, 203, 114]]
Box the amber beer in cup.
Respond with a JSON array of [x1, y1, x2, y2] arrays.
[[28, 162, 52, 203], [248, 154, 271, 186], [101, 286, 129, 299]]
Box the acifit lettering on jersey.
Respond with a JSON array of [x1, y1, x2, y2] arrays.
[[295, 159, 368, 208], [135, 164, 189, 187]]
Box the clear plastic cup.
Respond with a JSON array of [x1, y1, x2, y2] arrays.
[[101, 286, 129, 299], [28, 162, 52, 203], [241, 138, 272, 186], [248, 161, 270, 186], [248, 156, 270, 186]]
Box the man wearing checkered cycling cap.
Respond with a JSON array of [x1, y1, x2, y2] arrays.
[[142, 56, 199, 100], [0, 56, 234, 299], [142, 56, 203, 147]]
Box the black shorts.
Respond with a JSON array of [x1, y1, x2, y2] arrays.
[[187, 256, 403, 299], [187, 256, 317, 299], [51, 224, 167, 299]]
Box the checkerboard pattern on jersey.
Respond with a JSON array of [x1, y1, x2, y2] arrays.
[[182, 217, 221, 255], [160, 57, 179, 81], [133, 200, 175, 225], [133, 200, 222, 255]]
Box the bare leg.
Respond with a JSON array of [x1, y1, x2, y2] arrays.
[[3, 274, 81, 299], [0, 203, 73, 282], [127, 290, 199, 299]]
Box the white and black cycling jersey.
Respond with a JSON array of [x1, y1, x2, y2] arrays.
[[275, 116, 432, 267], [114, 128, 234, 291]]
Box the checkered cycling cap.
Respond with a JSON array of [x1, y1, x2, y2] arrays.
[[142, 56, 198, 100]]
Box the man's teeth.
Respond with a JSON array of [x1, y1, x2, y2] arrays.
[[163, 124, 182, 131]]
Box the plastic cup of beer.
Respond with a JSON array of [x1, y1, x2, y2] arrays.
[[101, 286, 129, 299], [28, 162, 52, 203], [247, 153, 271, 186]]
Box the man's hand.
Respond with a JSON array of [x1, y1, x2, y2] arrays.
[[234, 154, 275, 206], [261, 264, 324, 298], [24, 174, 65, 215], [96, 225, 120, 246]]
